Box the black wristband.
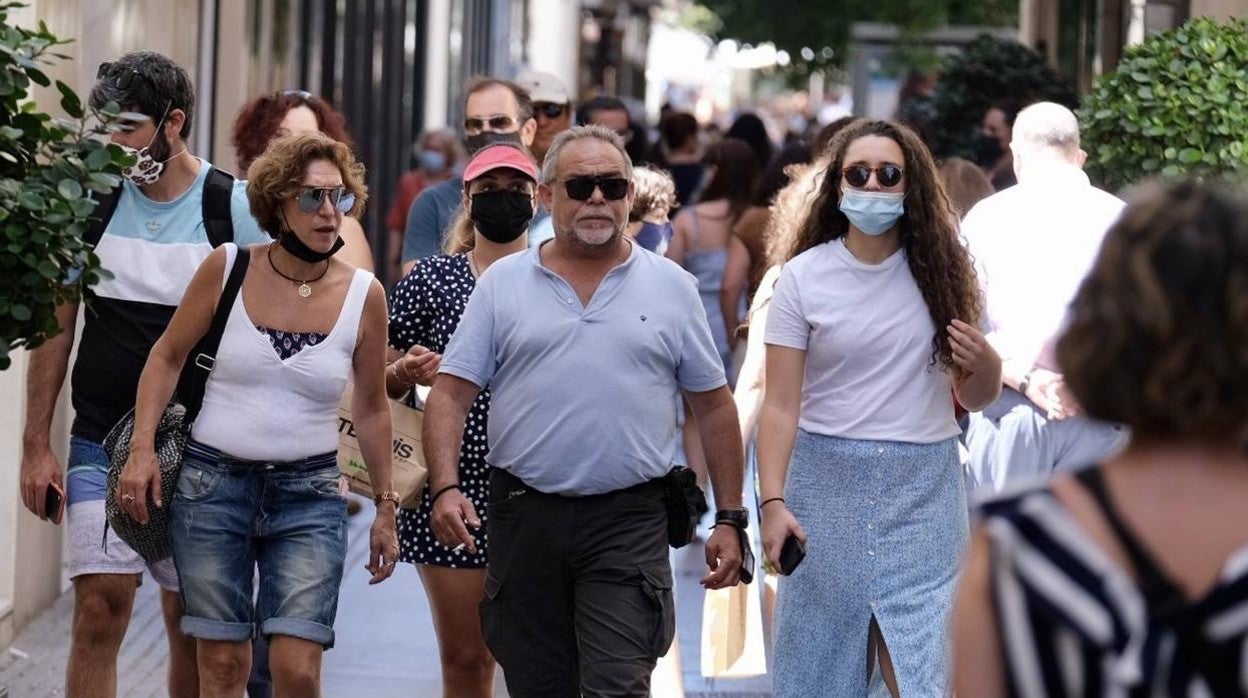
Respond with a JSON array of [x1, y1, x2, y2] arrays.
[[760, 497, 785, 508], [429, 483, 461, 507]]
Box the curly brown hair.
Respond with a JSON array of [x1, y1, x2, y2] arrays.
[[787, 119, 980, 370], [231, 92, 356, 174], [246, 132, 368, 239], [1057, 179, 1248, 441]]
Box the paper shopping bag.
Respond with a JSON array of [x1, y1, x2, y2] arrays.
[[700, 580, 767, 677], [337, 384, 427, 507]]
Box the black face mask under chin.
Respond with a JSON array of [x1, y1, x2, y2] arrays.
[[470, 189, 534, 244], [278, 229, 345, 262]]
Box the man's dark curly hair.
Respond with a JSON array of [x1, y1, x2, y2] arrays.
[[231, 92, 356, 174], [788, 119, 980, 371], [1058, 178, 1248, 441], [90, 51, 195, 138]]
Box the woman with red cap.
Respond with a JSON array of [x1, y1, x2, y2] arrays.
[[385, 143, 539, 696]]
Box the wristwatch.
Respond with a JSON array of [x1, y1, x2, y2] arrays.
[[374, 490, 401, 507], [714, 507, 749, 530], [1017, 367, 1036, 397]]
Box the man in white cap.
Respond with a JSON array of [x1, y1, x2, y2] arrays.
[[515, 70, 573, 246], [515, 69, 572, 166]]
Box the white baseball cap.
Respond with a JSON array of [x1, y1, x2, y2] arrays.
[[515, 70, 570, 105]]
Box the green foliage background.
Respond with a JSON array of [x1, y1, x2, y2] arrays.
[[0, 2, 130, 370], [696, 0, 1017, 75], [1079, 17, 1248, 191], [916, 35, 1076, 160]]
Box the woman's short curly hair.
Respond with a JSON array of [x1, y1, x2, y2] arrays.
[[231, 92, 356, 174], [1057, 178, 1248, 441], [630, 166, 677, 221], [246, 132, 368, 239]]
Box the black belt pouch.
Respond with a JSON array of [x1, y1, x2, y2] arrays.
[[662, 465, 708, 548]]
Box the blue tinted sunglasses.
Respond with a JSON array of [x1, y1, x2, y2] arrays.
[[296, 186, 355, 213]]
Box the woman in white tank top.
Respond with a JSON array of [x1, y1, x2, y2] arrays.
[[117, 132, 398, 696]]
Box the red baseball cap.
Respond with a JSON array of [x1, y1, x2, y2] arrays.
[[462, 144, 539, 184]]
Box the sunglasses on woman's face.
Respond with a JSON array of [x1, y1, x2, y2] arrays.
[[296, 186, 354, 213], [842, 164, 905, 189], [464, 115, 518, 136], [533, 102, 567, 119], [563, 176, 629, 201]]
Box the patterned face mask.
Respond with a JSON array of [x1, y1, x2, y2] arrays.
[[118, 105, 185, 186]]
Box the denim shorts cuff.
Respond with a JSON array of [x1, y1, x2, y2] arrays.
[[181, 616, 254, 642], [261, 617, 335, 649]]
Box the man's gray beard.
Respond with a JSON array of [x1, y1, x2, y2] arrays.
[[570, 225, 619, 248]]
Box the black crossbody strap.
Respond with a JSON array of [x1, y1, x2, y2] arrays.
[[1074, 467, 1185, 613], [181, 246, 250, 424], [201, 167, 236, 247]]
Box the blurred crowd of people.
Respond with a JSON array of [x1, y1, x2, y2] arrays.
[[18, 49, 1248, 698]]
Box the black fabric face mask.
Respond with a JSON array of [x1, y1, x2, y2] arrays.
[[278, 230, 345, 262], [470, 190, 534, 244]]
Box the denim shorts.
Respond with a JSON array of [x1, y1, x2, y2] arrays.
[[170, 440, 347, 648]]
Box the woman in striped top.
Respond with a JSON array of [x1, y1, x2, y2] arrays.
[[953, 178, 1248, 697]]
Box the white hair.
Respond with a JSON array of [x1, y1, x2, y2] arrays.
[[540, 124, 633, 185], [1010, 102, 1081, 154]]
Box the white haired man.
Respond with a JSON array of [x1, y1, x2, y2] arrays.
[[962, 101, 1129, 495]]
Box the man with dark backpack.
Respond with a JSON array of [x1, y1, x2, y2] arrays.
[[18, 51, 267, 698]]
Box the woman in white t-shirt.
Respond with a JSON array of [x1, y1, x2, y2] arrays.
[[757, 119, 1001, 697]]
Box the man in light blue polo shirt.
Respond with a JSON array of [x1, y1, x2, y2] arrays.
[[423, 125, 747, 697]]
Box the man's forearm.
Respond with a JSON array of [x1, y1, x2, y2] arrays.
[[696, 396, 745, 509], [421, 389, 470, 490], [23, 306, 77, 450]]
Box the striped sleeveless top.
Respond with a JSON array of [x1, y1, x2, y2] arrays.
[[981, 468, 1248, 697]]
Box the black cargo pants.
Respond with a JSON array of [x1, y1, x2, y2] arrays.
[[481, 468, 676, 698]]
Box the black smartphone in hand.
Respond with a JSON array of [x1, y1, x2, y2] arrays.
[[777, 534, 806, 575], [44, 482, 65, 525]]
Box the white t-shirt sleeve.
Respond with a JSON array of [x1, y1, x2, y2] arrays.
[[764, 263, 810, 350], [438, 275, 497, 389]]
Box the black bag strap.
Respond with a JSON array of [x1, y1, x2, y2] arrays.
[[83, 187, 122, 248], [201, 167, 236, 247], [1074, 467, 1185, 614], [181, 246, 250, 425]]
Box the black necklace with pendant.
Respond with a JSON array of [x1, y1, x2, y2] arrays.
[[268, 243, 328, 298]]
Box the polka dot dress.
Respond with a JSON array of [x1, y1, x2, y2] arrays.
[[388, 254, 490, 568]]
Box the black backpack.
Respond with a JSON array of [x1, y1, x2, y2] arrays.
[[84, 167, 237, 248]]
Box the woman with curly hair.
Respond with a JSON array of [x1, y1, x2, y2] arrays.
[[758, 119, 1002, 697], [954, 179, 1248, 697], [232, 90, 374, 270]]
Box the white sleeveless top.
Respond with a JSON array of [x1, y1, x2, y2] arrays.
[[192, 243, 373, 461]]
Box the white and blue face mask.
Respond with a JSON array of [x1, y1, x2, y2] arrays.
[[839, 188, 905, 236]]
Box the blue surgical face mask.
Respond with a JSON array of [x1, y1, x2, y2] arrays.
[[839, 188, 905, 235], [418, 150, 447, 172]]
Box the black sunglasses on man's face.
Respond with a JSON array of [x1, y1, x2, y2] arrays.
[[563, 176, 629, 201], [533, 102, 568, 119]]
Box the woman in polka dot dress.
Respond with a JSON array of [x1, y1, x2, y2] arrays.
[[385, 144, 539, 696]]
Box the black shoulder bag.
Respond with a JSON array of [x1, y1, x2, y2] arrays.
[[102, 247, 250, 562]]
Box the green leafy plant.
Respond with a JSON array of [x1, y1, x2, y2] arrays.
[[916, 34, 1076, 160], [0, 3, 132, 370], [1079, 17, 1248, 191]]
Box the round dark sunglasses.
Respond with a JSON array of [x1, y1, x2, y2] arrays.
[[296, 186, 355, 213], [563, 176, 629, 201], [842, 164, 904, 189]]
